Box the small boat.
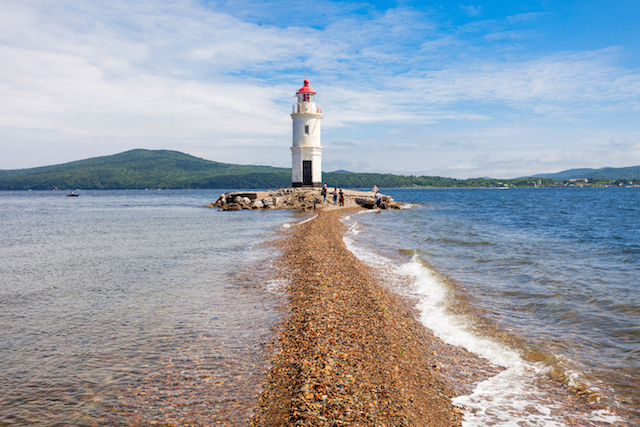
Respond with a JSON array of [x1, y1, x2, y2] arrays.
[[66, 192, 79, 197]]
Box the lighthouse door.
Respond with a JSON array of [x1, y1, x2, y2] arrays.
[[302, 161, 312, 186]]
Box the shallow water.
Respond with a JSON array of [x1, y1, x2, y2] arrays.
[[342, 188, 639, 425], [0, 190, 298, 425], [2, 188, 638, 426]]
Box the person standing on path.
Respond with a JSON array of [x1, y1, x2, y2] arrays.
[[333, 188, 338, 205], [375, 189, 382, 209], [339, 189, 344, 206], [321, 184, 327, 202]]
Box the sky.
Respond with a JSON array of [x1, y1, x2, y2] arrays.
[[1, 0, 639, 178]]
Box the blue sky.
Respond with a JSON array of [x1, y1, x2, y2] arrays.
[[1, 0, 639, 178]]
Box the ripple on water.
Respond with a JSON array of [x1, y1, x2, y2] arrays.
[[0, 190, 291, 425], [340, 188, 640, 423]]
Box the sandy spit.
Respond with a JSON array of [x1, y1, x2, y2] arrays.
[[250, 208, 488, 426]]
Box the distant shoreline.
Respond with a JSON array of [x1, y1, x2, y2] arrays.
[[2, 150, 638, 190], [3, 184, 640, 192]]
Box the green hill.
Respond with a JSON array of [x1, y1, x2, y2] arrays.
[[8, 149, 633, 190], [1, 149, 548, 190], [531, 166, 640, 180], [0, 149, 291, 190], [322, 173, 506, 188]]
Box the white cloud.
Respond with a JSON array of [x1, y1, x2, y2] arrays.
[[394, 48, 640, 111], [460, 5, 482, 17], [376, 127, 640, 179], [0, 0, 639, 178], [506, 12, 550, 24], [483, 30, 537, 41]]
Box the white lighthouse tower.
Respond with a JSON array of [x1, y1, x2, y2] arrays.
[[291, 79, 323, 187]]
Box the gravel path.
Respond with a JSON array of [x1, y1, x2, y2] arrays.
[[251, 208, 470, 426], [249, 207, 631, 427]]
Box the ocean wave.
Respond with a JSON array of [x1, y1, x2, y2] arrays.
[[400, 254, 624, 425], [265, 278, 288, 294], [281, 214, 318, 228], [340, 217, 624, 425], [399, 255, 523, 368]]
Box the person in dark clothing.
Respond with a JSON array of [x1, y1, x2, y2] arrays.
[[375, 190, 382, 208]]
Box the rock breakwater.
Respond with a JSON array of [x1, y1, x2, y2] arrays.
[[208, 188, 401, 211]]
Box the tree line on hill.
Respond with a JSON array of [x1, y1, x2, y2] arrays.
[[0, 149, 635, 190]]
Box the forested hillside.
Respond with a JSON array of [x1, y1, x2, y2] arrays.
[[532, 166, 640, 180], [0, 149, 291, 190], [1, 149, 635, 190]]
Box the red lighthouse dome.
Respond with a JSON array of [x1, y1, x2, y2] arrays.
[[296, 79, 316, 95]]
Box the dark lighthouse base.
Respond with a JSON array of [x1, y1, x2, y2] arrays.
[[292, 182, 323, 188]]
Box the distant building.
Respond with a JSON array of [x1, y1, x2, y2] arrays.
[[291, 79, 323, 187]]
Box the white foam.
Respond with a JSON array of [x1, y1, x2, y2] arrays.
[[341, 231, 570, 425], [398, 257, 523, 368], [297, 214, 318, 225], [346, 222, 361, 236], [265, 278, 287, 294], [356, 209, 380, 215], [453, 367, 566, 427], [281, 214, 318, 228], [396, 256, 596, 425], [342, 222, 391, 267], [341, 220, 624, 426], [586, 409, 621, 423], [454, 377, 622, 426]]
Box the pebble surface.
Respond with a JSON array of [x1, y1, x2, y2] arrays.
[[251, 208, 467, 426], [250, 207, 635, 427]]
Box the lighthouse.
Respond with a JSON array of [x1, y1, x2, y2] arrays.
[[291, 79, 323, 187]]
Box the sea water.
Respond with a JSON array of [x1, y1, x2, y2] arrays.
[[0, 190, 305, 425], [2, 188, 638, 426], [342, 187, 639, 426]]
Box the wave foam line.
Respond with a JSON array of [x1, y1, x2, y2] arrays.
[[398, 257, 523, 369], [399, 255, 622, 426], [282, 214, 318, 228], [341, 224, 623, 426]]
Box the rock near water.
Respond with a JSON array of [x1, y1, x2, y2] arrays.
[[207, 188, 402, 212]]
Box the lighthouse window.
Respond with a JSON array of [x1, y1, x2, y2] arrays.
[[304, 125, 309, 135], [303, 94, 309, 102]]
